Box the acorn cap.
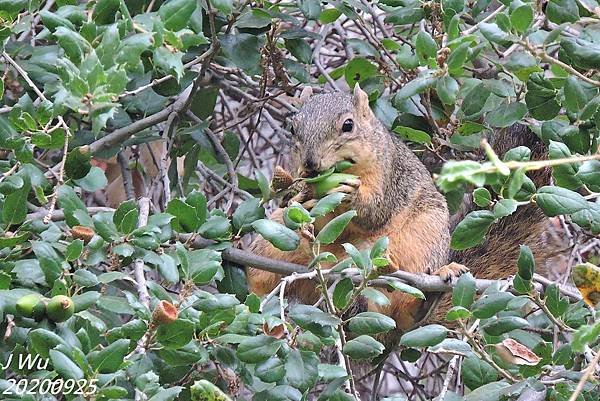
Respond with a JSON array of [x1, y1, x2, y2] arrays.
[[271, 166, 294, 192], [494, 338, 541, 366], [71, 226, 95, 244], [152, 300, 178, 325]]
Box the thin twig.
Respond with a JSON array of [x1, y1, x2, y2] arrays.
[[568, 349, 600, 401]]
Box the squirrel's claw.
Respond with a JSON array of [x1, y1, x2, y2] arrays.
[[325, 179, 361, 197], [433, 262, 469, 283], [342, 178, 361, 188], [326, 185, 356, 195]]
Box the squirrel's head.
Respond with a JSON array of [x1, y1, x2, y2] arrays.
[[289, 84, 382, 177]]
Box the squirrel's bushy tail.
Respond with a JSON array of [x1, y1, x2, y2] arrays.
[[427, 124, 564, 324], [451, 124, 554, 273]]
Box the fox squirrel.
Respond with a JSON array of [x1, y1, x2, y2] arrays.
[[247, 85, 551, 332]]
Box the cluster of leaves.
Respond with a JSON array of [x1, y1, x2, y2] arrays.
[[0, 0, 600, 400]]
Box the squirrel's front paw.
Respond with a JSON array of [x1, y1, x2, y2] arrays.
[[433, 262, 469, 283], [326, 178, 361, 199]]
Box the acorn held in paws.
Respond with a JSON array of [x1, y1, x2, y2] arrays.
[[46, 295, 75, 322], [313, 173, 358, 197]]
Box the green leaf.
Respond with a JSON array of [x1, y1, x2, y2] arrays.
[[284, 350, 319, 392], [450, 210, 496, 250], [319, 8, 342, 23], [385, 280, 425, 300], [447, 42, 470, 72], [88, 339, 130, 373], [461, 356, 498, 390], [481, 316, 529, 335], [74, 269, 99, 287], [28, 329, 69, 359], [153, 47, 184, 81], [535, 186, 588, 217], [310, 193, 345, 217], [93, 0, 120, 24], [343, 335, 385, 360], [395, 77, 437, 101], [493, 199, 518, 218], [415, 30, 437, 59], [544, 284, 569, 318], [65, 147, 92, 180], [344, 57, 379, 87], [49, 349, 84, 380], [486, 102, 527, 128], [576, 160, 600, 190], [221, 34, 262, 74], [186, 190, 208, 226], [549, 141, 581, 190], [333, 277, 354, 310], [517, 245, 535, 281], [167, 198, 200, 232], [54, 27, 91, 64], [57, 185, 90, 227], [547, 0, 579, 24], [348, 312, 396, 335], [479, 22, 514, 46], [400, 324, 448, 347], [452, 272, 476, 308], [158, 0, 197, 31], [252, 219, 300, 251], [232, 198, 265, 233], [510, 4, 533, 34], [2, 181, 30, 226], [65, 239, 84, 261], [471, 292, 514, 319], [525, 73, 560, 121], [298, 0, 321, 20], [461, 83, 491, 120], [198, 215, 231, 240], [315, 211, 357, 244], [393, 126, 432, 145], [156, 319, 195, 349], [40, 10, 75, 32], [563, 76, 589, 114], [473, 188, 492, 207], [237, 335, 283, 363], [446, 305, 471, 321], [436, 75, 459, 105]]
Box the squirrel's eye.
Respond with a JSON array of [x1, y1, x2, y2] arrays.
[[342, 119, 354, 133], [290, 126, 296, 135]]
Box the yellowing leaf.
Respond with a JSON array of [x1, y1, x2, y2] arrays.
[[571, 263, 600, 307]]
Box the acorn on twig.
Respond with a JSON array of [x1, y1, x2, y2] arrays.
[[151, 300, 178, 326]]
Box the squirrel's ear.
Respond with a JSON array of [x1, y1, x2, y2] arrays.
[[298, 86, 313, 106], [353, 83, 370, 117]]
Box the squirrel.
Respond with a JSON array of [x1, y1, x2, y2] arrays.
[[246, 84, 553, 333]]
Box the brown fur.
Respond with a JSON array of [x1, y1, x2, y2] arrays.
[[248, 86, 450, 332], [248, 88, 554, 338]]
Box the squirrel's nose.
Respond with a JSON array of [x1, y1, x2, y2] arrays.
[[302, 158, 319, 177]]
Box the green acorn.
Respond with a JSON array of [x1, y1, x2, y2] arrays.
[[16, 294, 46, 320], [190, 380, 233, 401], [46, 295, 75, 323], [313, 173, 358, 197], [334, 160, 354, 172]]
